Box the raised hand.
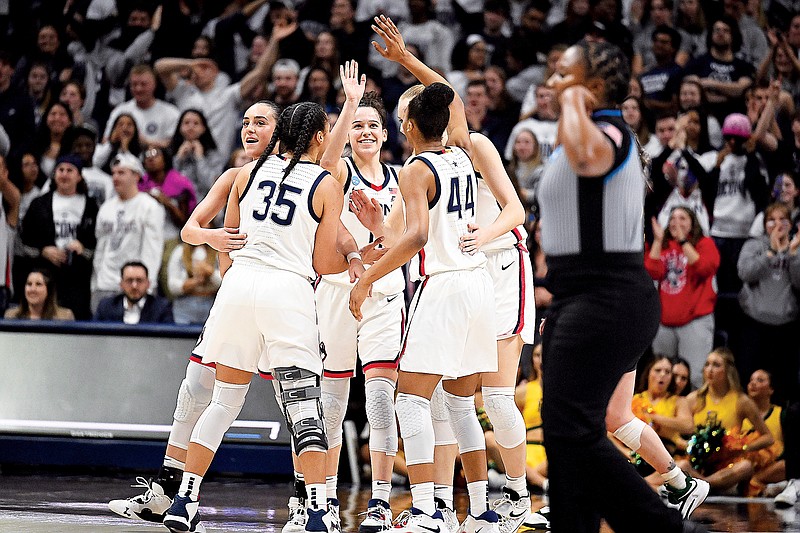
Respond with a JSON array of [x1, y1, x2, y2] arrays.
[[349, 189, 384, 232], [340, 60, 367, 104], [371, 15, 408, 64], [271, 20, 298, 42], [651, 216, 665, 243]]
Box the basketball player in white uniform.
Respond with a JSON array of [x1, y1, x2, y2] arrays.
[[314, 62, 403, 533], [350, 42, 499, 533], [108, 101, 280, 532], [163, 101, 351, 533]]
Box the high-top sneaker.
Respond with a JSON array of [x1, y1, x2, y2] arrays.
[[306, 507, 338, 533], [393, 507, 447, 533], [108, 476, 174, 523], [283, 497, 308, 533], [457, 510, 500, 533], [163, 494, 200, 533], [665, 475, 710, 520], [491, 487, 531, 533], [435, 498, 459, 533], [359, 498, 392, 533]]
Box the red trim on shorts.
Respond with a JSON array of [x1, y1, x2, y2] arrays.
[[418, 249, 426, 277], [363, 359, 399, 372], [323, 369, 355, 378], [258, 370, 274, 380], [512, 227, 524, 243], [189, 354, 217, 368], [513, 243, 526, 335], [398, 277, 428, 360]]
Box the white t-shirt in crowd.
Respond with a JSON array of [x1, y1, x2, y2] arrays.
[[52, 192, 87, 249], [103, 99, 181, 145]]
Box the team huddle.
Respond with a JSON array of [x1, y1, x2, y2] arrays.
[[108, 17, 538, 533]]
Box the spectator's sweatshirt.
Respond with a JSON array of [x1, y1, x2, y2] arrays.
[[644, 237, 720, 326], [737, 236, 800, 325], [92, 192, 165, 292]]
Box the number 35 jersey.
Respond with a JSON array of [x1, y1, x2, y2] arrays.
[[232, 154, 329, 280], [408, 147, 486, 281], [322, 157, 405, 296]]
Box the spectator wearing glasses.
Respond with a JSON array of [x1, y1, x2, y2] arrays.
[[94, 261, 173, 324]]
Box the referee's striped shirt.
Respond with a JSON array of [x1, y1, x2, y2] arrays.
[[537, 109, 647, 264]]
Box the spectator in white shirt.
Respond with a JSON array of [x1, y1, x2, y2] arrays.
[[103, 64, 180, 149], [91, 153, 164, 312]]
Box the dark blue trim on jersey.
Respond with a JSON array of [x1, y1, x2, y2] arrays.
[[603, 140, 635, 183], [343, 161, 352, 194], [410, 155, 441, 209], [347, 156, 391, 191], [308, 170, 331, 222], [240, 157, 267, 202]]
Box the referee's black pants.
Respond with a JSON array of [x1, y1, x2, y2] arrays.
[[541, 260, 684, 532]]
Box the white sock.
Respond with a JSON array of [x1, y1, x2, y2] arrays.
[[306, 483, 328, 510], [434, 484, 454, 510], [163, 456, 185, 471], [662, 466, 686, 490], [326, 475, 338, 500], [505, 474, 527, 498], [410, 481, 436, 515], [372, 480, 391, 503], [178, 472, 202, 500], [467, 480, 489, 516]]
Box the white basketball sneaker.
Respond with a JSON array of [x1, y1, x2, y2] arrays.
[[108, 477, 173, 523], [283, 496, 308, 533], [491, 487, 531, 533], [394, 507, 447, 533]]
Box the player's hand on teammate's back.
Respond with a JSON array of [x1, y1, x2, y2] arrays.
[[459, 223, 487, 255], [206, 227, 247, 252]]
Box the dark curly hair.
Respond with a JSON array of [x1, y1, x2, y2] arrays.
[[407, 82, 454, 141], [250, 102, 328, 185], [575, 39, 630, 106]]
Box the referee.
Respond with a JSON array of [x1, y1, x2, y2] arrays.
[[537, 40, 706, 532]]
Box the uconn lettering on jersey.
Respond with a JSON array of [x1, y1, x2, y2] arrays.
[[54, 220, 79, 239]]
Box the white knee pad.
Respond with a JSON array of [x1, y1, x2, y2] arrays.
[[321, 378, 350, 449], [365, 377, 398, 455], [431, 382, 458, 446], [612, 417, 647, 452], [190, 380, 250, 453], [395, 393, 434, 466], [481, 386, 525, 449], [443, 391, 486, 455], [169, 362, 216, 450]]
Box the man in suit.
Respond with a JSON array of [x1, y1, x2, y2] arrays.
[[94, 261, 173, 324]]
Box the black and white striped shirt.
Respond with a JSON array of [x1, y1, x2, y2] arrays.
[[537, 110, 647, 261]]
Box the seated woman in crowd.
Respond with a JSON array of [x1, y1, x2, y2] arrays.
[[33, 101, 74, 178], [4, 269, 74, 320], [139, 145, 197, 244], [93, 113, 143, 175], [677, 348, 774, 494], [646, 207, 719, 388], [169, 108, 225, 200], [166, 243, 221, 325], [744, 369, 785, 496], [515, 342, 548, 492], [672, 356, 694, 396]]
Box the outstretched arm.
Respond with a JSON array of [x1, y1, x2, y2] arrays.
[[319, 61, 366, 180], [371, 15, 470, 150]]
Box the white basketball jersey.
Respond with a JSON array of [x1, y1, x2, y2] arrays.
[[232, 155, 329, 279], [475, 172, 528, 253], [409, 147, 486, 281], [323, 157, 405, 295]]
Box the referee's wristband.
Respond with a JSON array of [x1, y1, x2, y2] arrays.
[[346, 251, 362, 263]]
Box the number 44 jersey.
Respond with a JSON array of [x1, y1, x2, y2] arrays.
[[408, 147, 487, 281], [232, 155, 330, 280]]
